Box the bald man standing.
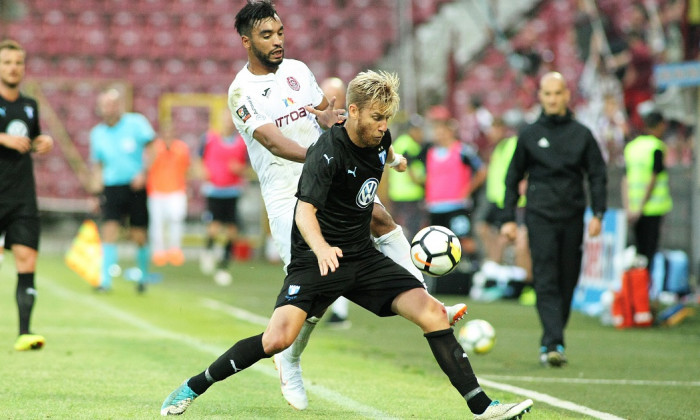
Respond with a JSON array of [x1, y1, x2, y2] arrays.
[[501, 72, 607, 367]]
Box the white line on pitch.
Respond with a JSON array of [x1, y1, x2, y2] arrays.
[[479, 378, 626, 420], [201, 297, 270, 326], [485, 375, 700, 387], [42, 280, 397, 420], [203, 297, 626, 419]]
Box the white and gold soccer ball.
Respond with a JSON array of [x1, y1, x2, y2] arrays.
[[410, 226, 461, 276], [458, 319, 496, 355]]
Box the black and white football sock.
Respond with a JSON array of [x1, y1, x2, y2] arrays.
[[187, 333, 269, 395], [425, 328, 491, 414], [16, 273, 37, 335]]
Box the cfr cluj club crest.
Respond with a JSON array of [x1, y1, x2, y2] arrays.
[[287, 76, 300, 91]]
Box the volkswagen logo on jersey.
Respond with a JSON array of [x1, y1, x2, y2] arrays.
[[287, 76, 300, 91], [356, 178, 379, 208]]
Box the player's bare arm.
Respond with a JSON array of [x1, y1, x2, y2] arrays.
[[0, 133, 32, 153], [131, 141, 154, 190], [295, 200, 343, 276], [253, 123, 308, 163], [88, 162, 104, 194], [31, 134, 53, 154]]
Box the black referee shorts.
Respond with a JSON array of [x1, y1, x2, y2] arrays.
[[276, 249, 424, 318], [0, 201, 40, 250], [100, 185, 148, 228]]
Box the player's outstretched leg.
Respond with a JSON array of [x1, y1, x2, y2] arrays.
[[160, 332, 270, 416], [393, 288, 532, 420], [374, 224, 468, 326], [272, 317, 318, 410]]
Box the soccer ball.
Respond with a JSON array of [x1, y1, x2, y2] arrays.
[[458, 319, 496, 355], [410, 226, 461, 276]]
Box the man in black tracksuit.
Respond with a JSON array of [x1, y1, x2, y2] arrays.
[[501, 72, 607, 367]]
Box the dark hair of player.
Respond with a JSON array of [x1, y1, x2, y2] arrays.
[[235, 0, 278, 37]]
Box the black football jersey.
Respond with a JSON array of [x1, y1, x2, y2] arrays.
[[0, 93, 41, 203], [292, 124, 392, 259]]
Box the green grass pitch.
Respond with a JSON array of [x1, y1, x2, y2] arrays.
[[1, 252, 698, 419]]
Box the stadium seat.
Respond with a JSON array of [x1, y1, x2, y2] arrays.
[[7, 23, 41, 52], [114, 29, 147, 59], [110, 10, 139, 28], [93, 57, 124, 78], [79, 28, 110, 56], [146, 12, 175, 30], [171, 0, 198, 14], [150, 30, 178, 59], [184, 31, 211, 61], [76, 10, 104, 28], [129, 58, 157, 84], [26, 56, 53, 78], [137, 0, 165, 13], [58, 57, 90, 77]]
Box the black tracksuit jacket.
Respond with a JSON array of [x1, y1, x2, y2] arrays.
[[503, 110, 607, 222]]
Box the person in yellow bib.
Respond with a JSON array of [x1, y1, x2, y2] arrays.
[[622, 110, 672, 272], [476, 117, 531, 288], [387, 114, 426, 241]]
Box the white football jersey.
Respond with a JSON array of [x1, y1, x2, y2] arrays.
[[228, 59, 324, 219]]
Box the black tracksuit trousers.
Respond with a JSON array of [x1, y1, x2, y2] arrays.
[[526, 212, 584, 351]]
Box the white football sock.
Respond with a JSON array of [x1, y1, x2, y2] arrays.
[[286, 316, 319, 361], [374, 225, 425, 282]]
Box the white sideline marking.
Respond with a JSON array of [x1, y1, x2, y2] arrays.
[[486, 375, 700, 387], [42, 280, 396, 419], [201, 298, 270, 326], [479, 378, 626, 420], [204, 298, 628, 420]]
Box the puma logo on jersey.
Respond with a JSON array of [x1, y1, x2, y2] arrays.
[[347, 167, 357, 177], [538, 137, 550, 148], [323, 154, 334, 164]]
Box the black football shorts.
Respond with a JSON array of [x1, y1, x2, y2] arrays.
[[0, 201, 40, 250], [276, 249, 424, 318]]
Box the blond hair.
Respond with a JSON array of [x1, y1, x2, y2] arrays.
[[347, 70, 400, 118], [0, 39, 24, 54]]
